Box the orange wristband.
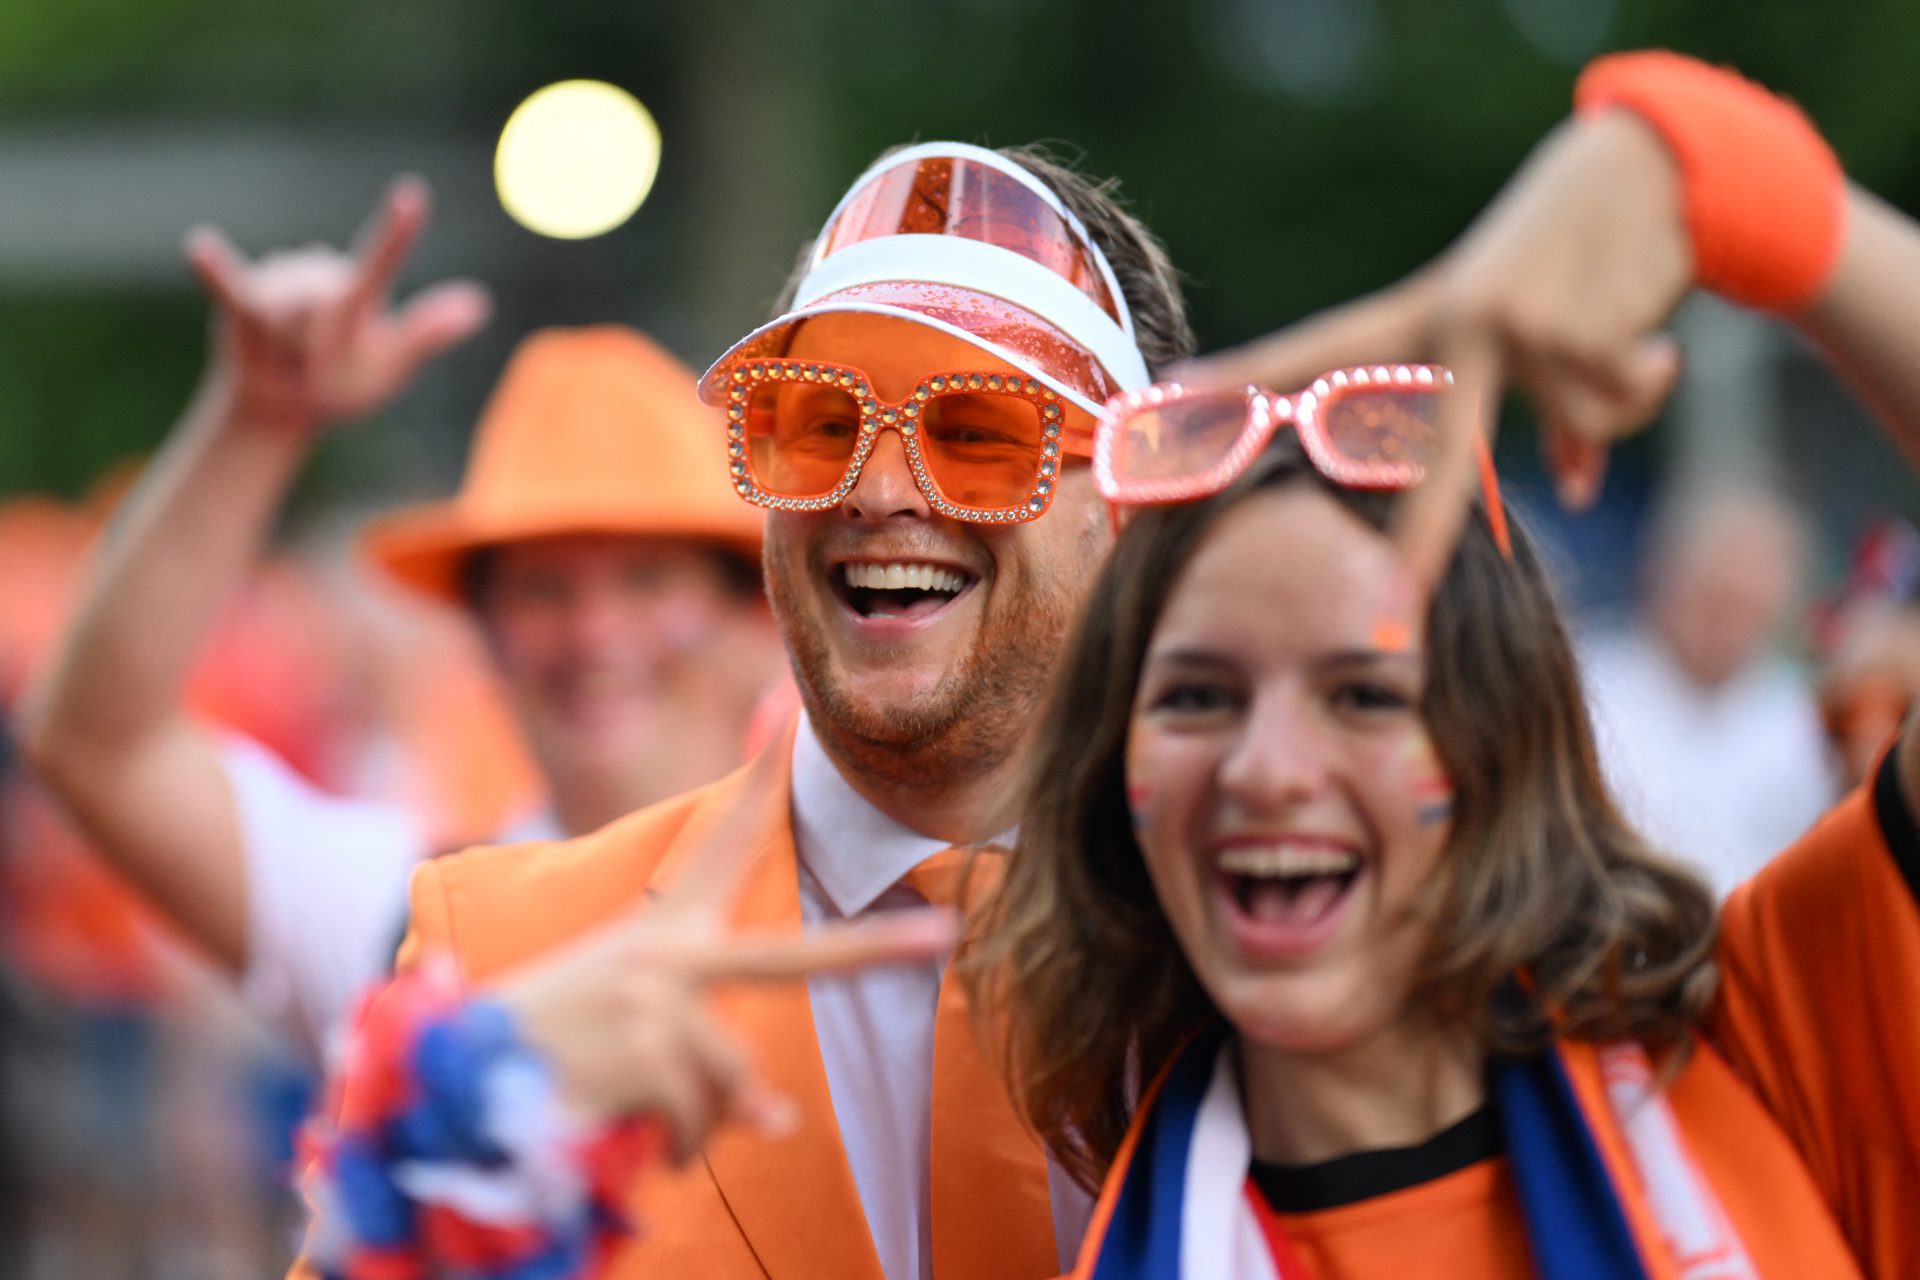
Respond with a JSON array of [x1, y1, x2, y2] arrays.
[[1575, 50, 1846, 314]]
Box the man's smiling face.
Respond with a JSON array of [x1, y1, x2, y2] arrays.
[[761, 312, 1109, 788]]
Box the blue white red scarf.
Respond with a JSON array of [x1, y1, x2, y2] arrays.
[[1084, 1028, 1759, 1280]]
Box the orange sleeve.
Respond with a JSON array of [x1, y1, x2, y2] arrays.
[[1709, 748, 1920, 1276]]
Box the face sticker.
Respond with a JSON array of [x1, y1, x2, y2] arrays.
[[1397, 732, 1455, 827], [1127, 780, 1152, 834], [1370, 616, 1414, 654], [1368, 562, 1422, 654]]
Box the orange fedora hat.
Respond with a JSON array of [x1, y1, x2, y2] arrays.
[[363, 325, 763, 604]]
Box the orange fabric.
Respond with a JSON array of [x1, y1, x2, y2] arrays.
[[1250, 1160, 1533, 1279], [908, 849, 1058, 1280], [366, 730, 1058, 1280], [362, 326, 764, 605], [1575, 51, 1846, 313], [1709, 772, 1920, 1278]]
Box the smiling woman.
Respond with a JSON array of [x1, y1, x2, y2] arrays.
[[971, 49, 1920, 1280], [974, 435, 1710, 1191]]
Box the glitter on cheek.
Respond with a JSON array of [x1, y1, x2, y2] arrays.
[[1127, 780, 1152, 833]]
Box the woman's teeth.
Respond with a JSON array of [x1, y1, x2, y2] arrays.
[[1218, 845, 1360, 879]]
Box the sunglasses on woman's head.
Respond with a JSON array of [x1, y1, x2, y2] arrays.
[[1093, 365, 1511, 557]]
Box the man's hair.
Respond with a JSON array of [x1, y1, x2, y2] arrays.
[[773, 143, 1195, 377]]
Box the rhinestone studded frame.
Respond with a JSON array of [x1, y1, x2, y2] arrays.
[[723, 358, 1069, 523], [1093, 364, 1451, 508]]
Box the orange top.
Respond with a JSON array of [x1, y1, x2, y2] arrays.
[[1252, 1159, 1533, 1279]]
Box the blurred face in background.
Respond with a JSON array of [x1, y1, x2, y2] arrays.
[[759, 312, 1108, 790], [1649, 493, 1806, 690], [474, 532, 779, 807], [1819, 604, 1920, 787]]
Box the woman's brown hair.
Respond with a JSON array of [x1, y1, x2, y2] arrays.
[[969, 438, 1721, 1191]]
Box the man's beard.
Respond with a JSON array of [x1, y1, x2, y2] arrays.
[[767, 560, 1083, 795]]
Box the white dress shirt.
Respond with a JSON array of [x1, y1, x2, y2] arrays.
[[788, 712, 1090, 1280]]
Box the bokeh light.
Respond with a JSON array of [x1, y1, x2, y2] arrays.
[[494, 80, 661, 240]]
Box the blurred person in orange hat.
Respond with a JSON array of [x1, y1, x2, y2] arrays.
[[20, 178, 782, 1067]]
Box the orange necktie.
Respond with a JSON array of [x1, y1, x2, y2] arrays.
[[902, 847, 1059, 1280]]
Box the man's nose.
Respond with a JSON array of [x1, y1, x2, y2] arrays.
[[841, 429, 932, 522]]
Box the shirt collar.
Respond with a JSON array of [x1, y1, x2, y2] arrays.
[[789, 710, 950, 917]]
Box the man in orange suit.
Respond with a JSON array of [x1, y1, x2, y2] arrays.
[[393, 143, 1195, 1279]]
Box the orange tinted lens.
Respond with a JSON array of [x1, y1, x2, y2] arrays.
[[745, 381, 863, 499], [1321, 387, 1440, 474], [919, 390, 1045, 509], [1109, 391, 1251, 485]]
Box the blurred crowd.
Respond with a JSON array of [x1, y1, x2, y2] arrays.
[[1, 40, 1917, 1280], [0, 480, 547, 1277], [3, 391, 1913, 1278]]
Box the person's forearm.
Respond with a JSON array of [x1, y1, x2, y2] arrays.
[[1793, 188, 1920, 464], [20, 372, 310, 764]]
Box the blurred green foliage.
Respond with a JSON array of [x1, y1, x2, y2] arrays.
[[2, 0, 1917, 500]]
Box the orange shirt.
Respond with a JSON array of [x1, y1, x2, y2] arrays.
[[1706, 750, 1920, 1277], [1253, 1159, 1533, 1279]]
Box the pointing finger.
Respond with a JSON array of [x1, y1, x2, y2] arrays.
[[1393, 331, 1502, 591], [675, 908, 959, 984]]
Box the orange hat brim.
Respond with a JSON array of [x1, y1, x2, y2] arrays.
[[360, 500, 764, 606]]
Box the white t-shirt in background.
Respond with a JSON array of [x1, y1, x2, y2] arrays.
[[222, 737, 558, 1065], [1581, 628, 1837, 897]]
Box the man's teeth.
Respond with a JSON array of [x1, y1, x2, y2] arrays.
[[1218, 846, 1360, 879], [843, 561, 966, 593]]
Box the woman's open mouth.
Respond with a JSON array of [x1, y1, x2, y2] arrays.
[[1216, 843, 1362, 958]]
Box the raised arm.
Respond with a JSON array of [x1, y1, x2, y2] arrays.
[[17, 179, 488, 970], [1184, 57, 1920, 590]]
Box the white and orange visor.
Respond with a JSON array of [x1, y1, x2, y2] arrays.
[[698, 142, 1151, 455]]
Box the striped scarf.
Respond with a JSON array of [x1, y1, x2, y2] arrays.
[[1082, 1029, 1758, 1280]]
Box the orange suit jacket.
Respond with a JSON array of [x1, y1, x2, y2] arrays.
[[392, 727, 1062, 1280]]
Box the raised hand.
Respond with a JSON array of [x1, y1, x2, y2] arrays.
[[186, 176, 491, 434], [1179, 111, 1691, 586], [494, 748, 959, 1161]]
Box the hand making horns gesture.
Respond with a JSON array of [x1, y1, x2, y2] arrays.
[[186, 176, 492, 432], [492, 748, 960, 1163]]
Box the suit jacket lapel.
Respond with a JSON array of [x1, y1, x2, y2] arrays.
[[690, 732, 887, 1280]]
